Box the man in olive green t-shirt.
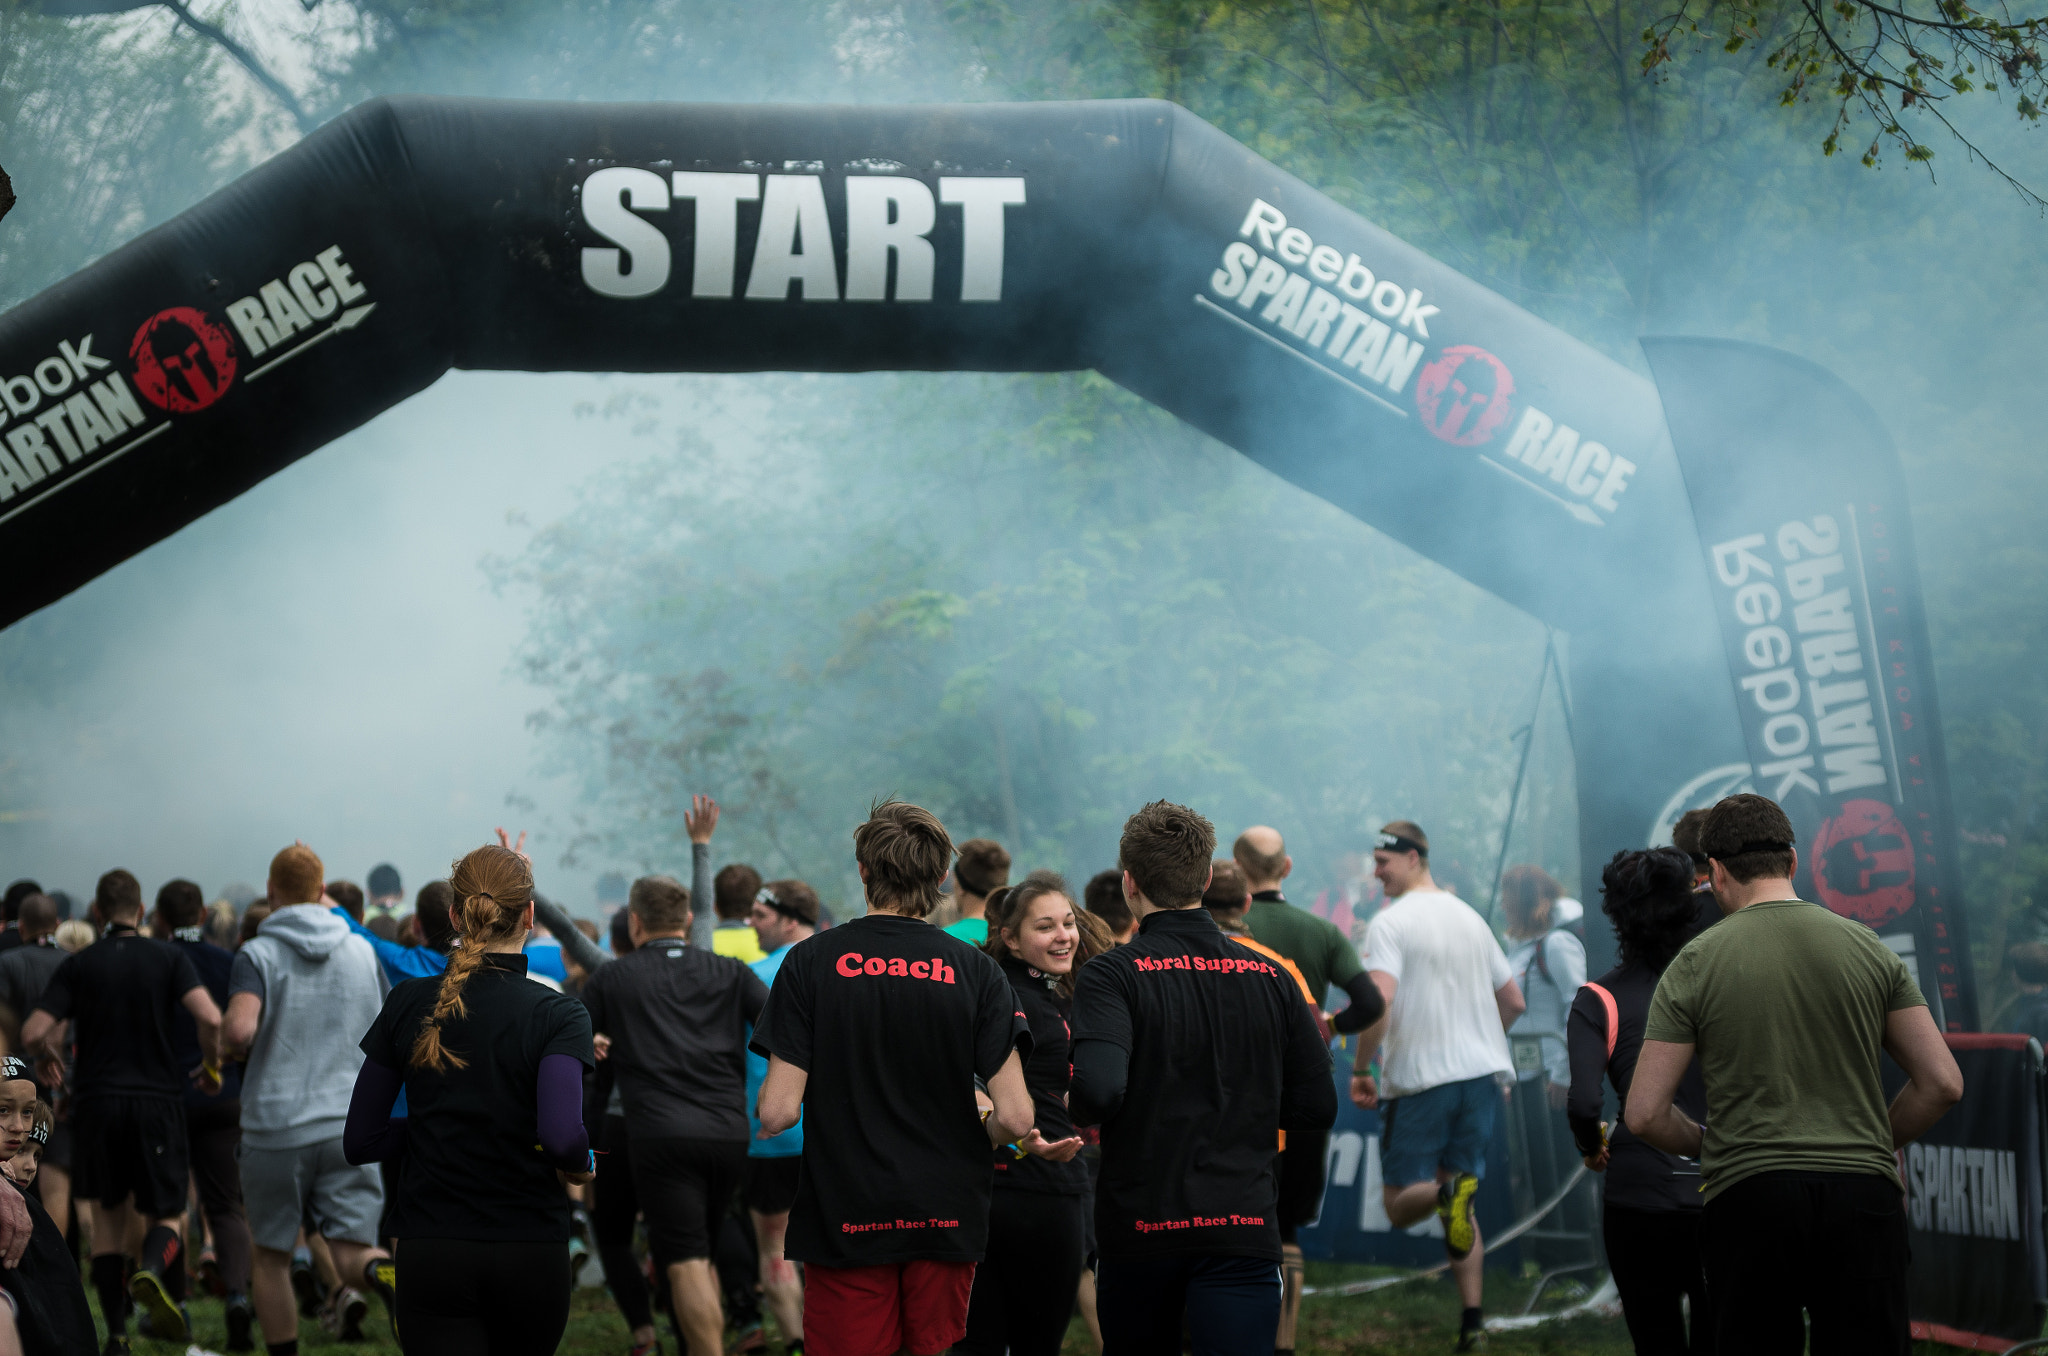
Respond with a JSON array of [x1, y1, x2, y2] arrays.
[[1627, 794, 1962, 1355], [1233, 826, 1383, 1356]]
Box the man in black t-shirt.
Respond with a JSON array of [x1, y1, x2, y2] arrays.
[[1071, 802, 1335, 1356], [582, 874, 769, 1356], [152, 878, 255, 1347], [750, 800, 1033, 1356], [23, 869, 223, 1348]]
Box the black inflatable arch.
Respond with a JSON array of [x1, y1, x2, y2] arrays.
[[0, 97, 1973, 1018]]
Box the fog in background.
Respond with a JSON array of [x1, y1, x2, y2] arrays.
[[0, 0, 2040, 953], [0, 372, 686, 909]]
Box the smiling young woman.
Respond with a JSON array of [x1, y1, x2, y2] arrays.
[[958, 871, 1102, 1356]]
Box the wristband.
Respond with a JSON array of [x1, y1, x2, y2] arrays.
[[201, 1062, 221, 1084]]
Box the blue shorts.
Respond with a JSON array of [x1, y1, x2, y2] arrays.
[[1381, 1075, 1497, 1187]]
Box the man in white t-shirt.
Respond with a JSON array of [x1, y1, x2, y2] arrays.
[[1350, 821, 1523, 1353]]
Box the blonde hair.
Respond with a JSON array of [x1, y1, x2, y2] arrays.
[[409, 845, 533, 1073]]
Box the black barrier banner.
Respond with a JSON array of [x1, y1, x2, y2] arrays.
[[0, 100, 1969, 1013], [1896, 1034, 2048, 1344], [1645, 338, 1975, 1028]]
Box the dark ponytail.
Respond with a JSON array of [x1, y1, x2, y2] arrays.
[[409, 844, 533, 1073]]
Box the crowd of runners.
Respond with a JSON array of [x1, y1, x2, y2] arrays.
[[0, 788, 1968, 1356]]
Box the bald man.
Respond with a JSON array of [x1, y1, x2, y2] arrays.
[[1233, 827, 1382, 1356]]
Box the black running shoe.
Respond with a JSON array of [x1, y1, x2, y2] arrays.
[[363, 1256, 399, 1342], [224, 1292, 255, 1351], [127, 1265, 188, 1344], [291, 1256, 324, 1318]]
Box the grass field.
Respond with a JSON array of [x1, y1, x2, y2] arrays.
[[87, 1261, 1991, 1354]]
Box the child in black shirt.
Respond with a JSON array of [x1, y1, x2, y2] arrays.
[[0, 1059, 97, 1356]]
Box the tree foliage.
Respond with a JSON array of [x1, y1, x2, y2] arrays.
[[492, 375, 1578, 908]]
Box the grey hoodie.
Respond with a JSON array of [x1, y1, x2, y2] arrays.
[[230, 904, 388, 1150]]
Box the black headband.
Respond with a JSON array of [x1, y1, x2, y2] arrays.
[[26, 1121, 46, 1148], [1375, 832, 1427, 858], [1715, 839, 1794, 858], [0, 1057, 40, 1096], [756, 888, 808, 923]]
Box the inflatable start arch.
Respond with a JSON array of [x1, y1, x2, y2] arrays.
[[0, 98, 1975, 1021]]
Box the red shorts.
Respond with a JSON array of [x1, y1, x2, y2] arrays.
[[803, 1259, 977, 1356]]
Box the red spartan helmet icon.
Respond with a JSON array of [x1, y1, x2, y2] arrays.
[[129, 307, 239, 414], [1414, 345, 1514, 447], [1812, 797, 1916, 927]]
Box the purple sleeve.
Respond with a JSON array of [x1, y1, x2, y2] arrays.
[[343, 1058, 408, 1165], [537, 1052, 590, 1169]]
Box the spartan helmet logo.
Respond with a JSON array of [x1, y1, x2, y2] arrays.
[[129, 306, 239, 413], [1812, 798, 1916, 927], [1414, 344, 1514, 447]]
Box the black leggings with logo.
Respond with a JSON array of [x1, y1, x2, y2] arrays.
[[394, 1237, 571, 1356], [956, 1189, 1087, 1356]]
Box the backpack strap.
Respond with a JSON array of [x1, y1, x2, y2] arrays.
[[1582, 982, 1619, 1060]]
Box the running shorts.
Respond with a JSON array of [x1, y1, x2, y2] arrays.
[[804, 1259, 975, 1356], [71, 1095, 187, 1217], [744, 1156, 801, 1216], [629, 1137, 747, 1266], [1380, 1074, 1498, 1187], [239, 1136, 385, 1251]]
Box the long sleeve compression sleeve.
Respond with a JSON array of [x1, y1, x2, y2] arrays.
[[1330, 971, 1386, 1033], [537, 1052, 591, 1169], [1566, 995, 1610, 1157], [534, 894, 608, 974], [690, 843, 713, 950]]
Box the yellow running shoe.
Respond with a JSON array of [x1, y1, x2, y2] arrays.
[[1437, 1172, 1480, 1259], [127, 1265, 188, 1344]]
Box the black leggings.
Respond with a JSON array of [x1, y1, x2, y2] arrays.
[[1603, 1204, 1711, 1355], [395, 1238, 572, 1356], [957, 1189, 1086, 1356], [593, 1116, 653, 1331]]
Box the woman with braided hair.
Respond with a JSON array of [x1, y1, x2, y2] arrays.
[[344, 844, 596, 1355]]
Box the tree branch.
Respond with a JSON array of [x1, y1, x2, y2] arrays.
[[158, 0, 316, 134]]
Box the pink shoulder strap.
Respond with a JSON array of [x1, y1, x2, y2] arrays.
[[1583, 982, 1619, 1060]]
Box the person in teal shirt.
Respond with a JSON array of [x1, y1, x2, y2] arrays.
[[744, 880, 818, 1349], [940, 839, 1011, 944]]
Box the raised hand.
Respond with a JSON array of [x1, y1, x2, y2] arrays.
[[495, 827, 531, 865], [685, 795, 720, 846]]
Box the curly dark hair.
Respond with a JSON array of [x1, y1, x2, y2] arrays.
[[1600, 847, 1699, 973]]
